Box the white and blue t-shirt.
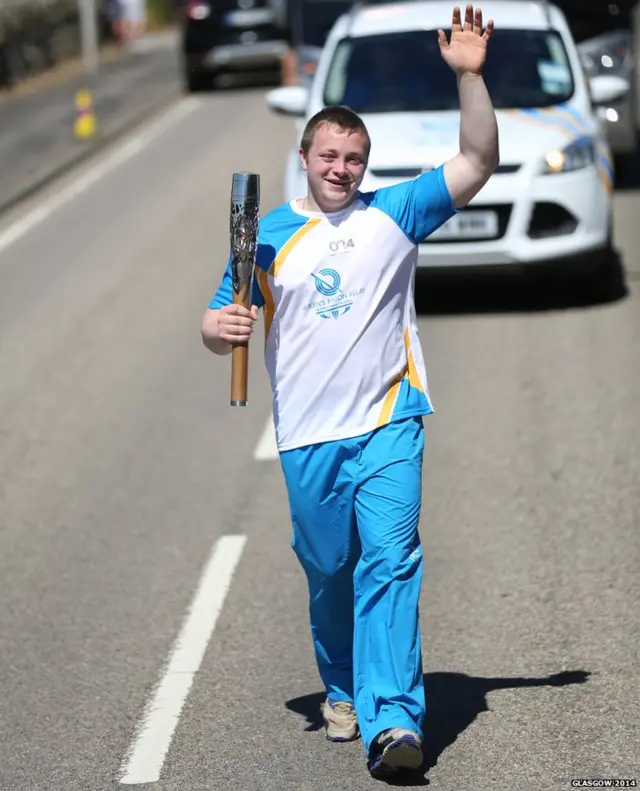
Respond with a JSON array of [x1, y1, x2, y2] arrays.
[[209, 165, 457, 452]]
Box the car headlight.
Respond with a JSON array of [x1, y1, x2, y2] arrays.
[[542, 136, 596, 174]]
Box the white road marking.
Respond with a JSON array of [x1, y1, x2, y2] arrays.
[[118, 534, 247, 785], [0, 97, 201, 257], [254, 415, 278, 460]]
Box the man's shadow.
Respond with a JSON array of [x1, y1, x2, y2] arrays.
[[285, 669, 590, 786]]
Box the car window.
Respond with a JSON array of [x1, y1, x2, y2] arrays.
[[291, 0, 352, 48], [322, 28, 575, 112]]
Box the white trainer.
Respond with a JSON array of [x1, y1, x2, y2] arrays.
[[368, 728, 423, 777], [322, 698, 360, 742]]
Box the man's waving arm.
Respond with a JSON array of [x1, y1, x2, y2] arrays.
[[364, 4, 499, 243], [440, 4, 499, 208]]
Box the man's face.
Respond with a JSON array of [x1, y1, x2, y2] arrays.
[[300, 123, 368, 212]]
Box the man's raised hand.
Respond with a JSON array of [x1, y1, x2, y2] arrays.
[[438, 4, 494, 76]]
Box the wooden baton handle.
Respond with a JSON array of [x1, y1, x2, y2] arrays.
[[230, 286, 249, 406]]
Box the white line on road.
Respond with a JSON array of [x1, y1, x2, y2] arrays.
[[0, 97, 201, 257], [254, 415, 278, 460], [118, 533, 247, 785]]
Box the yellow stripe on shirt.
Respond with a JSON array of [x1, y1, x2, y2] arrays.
[[377, 366, 408, 428], [404, 329, 424, 393], [271, 218, 322, 278], [255, 266, 275, 341]]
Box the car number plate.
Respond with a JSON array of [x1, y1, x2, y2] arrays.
[[428, 210, 499, 240], [222, 8, 273, 26]]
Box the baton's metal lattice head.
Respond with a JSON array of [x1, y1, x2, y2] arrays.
[[230, 172, 260, 298]]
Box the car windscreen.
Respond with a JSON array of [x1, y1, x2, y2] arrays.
[[322, 28, 575, 112], [291, 0, 352, 48]]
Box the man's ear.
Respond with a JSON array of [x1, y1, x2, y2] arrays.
[[299, 148, 308, 172]]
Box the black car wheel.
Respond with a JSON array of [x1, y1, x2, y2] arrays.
[[184, 67, 211, 93]]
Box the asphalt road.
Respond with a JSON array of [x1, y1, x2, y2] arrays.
[[0, 31, 182, 214], [0, 89, 639, 791]]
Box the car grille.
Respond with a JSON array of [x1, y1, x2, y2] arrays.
[[195, 25, 283, 46], [421, 203, 513, 243], [196, 0, 270, 13]]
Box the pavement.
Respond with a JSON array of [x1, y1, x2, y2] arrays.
[[0, 30, 182, 214], [0, 86, 639, 791]]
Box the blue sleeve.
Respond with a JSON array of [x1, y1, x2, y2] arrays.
[[367, 164, 457, 244], [208, 256, 265, 310]]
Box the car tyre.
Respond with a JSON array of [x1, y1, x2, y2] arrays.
[[184, 67, 211, 93], [583, 223, 625, 303]]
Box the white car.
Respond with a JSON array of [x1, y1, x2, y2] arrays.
[[265, 0, 631, 279]]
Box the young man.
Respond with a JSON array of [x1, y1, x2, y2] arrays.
[[202, 4, 498, 779]]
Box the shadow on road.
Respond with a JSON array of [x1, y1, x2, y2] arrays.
[[414, 251, 630, 316], [285, 669, 590, 786]]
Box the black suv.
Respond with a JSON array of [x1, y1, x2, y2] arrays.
[[181, 0, 290, 91]]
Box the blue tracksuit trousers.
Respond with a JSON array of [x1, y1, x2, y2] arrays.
[[279, 415, 425, 757]]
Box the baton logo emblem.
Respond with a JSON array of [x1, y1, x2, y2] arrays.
[[312, 268, 341, 297], [307, 268, 364, 320]]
